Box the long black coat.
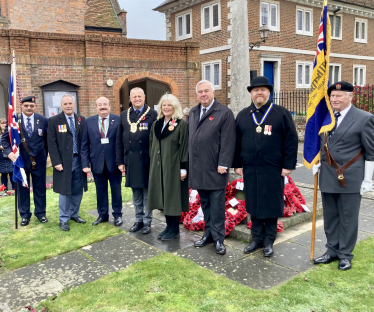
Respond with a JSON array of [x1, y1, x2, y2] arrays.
[[0, 133, 13, 173], [189, 99, 236, 190], [48, 112, 88, 195], [233, 101, 298, 218], [116, 105, 157, 188]]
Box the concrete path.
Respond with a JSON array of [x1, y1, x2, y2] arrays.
[[1, 187, 373, 311]]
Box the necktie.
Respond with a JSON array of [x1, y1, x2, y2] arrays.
[[329, 112, 341, 140], [26, 117, 32, 138], [135, 110, 140, 116], [69, 117, 78, 154], [100, 118, 106, 138], [201, 108, 207, 120]]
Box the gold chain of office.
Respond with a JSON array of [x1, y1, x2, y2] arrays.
[[127, 107, 150, 133]]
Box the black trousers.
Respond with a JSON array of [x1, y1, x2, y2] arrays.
[[251, 216, 277, 245], [1, 172, 15, 190], [92, 162, 122, 219], [197, 189, 225, 242]]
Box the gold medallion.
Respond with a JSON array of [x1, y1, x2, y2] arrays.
[[256, 126, 262, 133], [168, 125, 175, 131], [130, 123, 137, 133]]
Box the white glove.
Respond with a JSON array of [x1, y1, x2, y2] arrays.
[[312, 163, 321, 175], [360, 161, 374, 195]]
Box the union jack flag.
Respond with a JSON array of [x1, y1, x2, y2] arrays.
[[8, 52, 28, 187]]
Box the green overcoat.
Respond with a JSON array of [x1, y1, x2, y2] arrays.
[[148, 117, 189, 216]]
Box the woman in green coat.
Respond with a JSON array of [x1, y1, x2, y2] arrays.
[[148, 94, 189, 240]]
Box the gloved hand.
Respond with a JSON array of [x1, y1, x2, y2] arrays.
[[312, 163, 321, 175], [360, 161, 374, 195], [360, 180, 372, 195]]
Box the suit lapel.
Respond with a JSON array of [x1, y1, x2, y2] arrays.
[[328, 106, 355, 148], [106, 114, 114, 137], [75, 113, 81, 135], [93, 115, 101, 137], [61, 112, 72, 135], [198, 100, 219, 126]]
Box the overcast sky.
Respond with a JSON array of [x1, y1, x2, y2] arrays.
[[118, 0, 166, 40]]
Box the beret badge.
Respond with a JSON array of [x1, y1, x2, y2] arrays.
[[336, 84, 341, 90]]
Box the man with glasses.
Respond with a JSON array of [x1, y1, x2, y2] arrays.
[[2, 95, 48, 226]]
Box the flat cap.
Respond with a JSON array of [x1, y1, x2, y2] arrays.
[[327, 81, 354, 96], [21, 95, 36, 104]]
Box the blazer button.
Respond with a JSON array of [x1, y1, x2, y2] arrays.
[[140, 151, 142, 154], [67, 136, 70, 139], [130, 151, 132, 154], [337, 150, 340, 153], [129, 141, 131, 143], [158, 150, 160, 153], [139, 140, 142, 143]]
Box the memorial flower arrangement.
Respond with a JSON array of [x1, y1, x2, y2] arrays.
[[247, 220, 284, 233]]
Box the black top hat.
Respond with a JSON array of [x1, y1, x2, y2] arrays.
[[247, 76, 273, 93], [327, 81, 354, 96]]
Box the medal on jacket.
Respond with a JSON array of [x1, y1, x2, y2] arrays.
[[252, 103, 274, 134], [127, 107, 150, 133]]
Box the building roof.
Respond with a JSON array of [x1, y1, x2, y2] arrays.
[[337, 0, 374, 8], [85, 0, 125, 29]]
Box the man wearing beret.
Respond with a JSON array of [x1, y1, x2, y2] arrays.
[[1, 95, 48, 226], [313, 81, 374, 270], [233, 76, 298, 257]]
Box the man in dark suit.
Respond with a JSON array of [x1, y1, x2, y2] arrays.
[[48, 94, 87, 231], [81, 97, 123, 226], [189, 80, 236, 255], [313, 81, 374, 270], [2, 95, 48, 226], [116, 87, 157, 234]]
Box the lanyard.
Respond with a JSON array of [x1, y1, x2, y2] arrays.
[[252, 103, 273, 126]]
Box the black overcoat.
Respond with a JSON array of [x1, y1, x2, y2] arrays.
[[189, 99, 236, 190], [48, 112, 88, 195], [116, 105, 157, 188], [233, 101, 298, 218]]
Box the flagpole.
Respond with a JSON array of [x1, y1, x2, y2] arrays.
[[15, 187, 18, 229], [310, 170, 318, 260]]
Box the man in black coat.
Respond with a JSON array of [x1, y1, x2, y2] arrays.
[[2, 95, 48, 226], [81, 97, 123, 227], [48, 94, 88, 231], [233, 76, 298, 257], [116, 87, 157, 234], [189, 80, 236, 255]]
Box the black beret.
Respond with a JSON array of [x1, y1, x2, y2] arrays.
[[21, 95, 36, 104], [327, 81, 354, 96]]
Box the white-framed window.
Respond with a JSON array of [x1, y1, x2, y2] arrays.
[[201, 1, 221, 34], [329, 14, 342, 40], [296, 7, 313, 36], [202, 60, 222, 90], [354, 18, 367, 43], [353, 65, 366, 86], [329, 63, 341, 85], [175, 10, 192, 41], [296, 61, 313, 88], [260, 0, 280, 31]]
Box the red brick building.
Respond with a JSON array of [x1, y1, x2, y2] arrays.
[[155, 0, 374, 106], [0, 0, 200, 119]]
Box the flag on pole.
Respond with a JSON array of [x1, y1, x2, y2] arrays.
[[303, 0, 334, 169], [8, 52, 28, 187]]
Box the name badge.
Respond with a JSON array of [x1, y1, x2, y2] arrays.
[[101, 138, 109, 144]]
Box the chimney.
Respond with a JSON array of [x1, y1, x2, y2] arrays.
[[118, 9, 127, 37]]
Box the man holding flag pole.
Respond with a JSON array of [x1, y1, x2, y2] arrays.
[[304, 0, 374, 271]]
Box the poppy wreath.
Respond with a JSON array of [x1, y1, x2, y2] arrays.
[[225, 199, 247, 226], [247, 220, 284, 233], [183, 205, 205, 231], [284, 177, 306, 214], [181, 189, 201, 224], [228, 178, 244, 200]]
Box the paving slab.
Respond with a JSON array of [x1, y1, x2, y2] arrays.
[[289, 227, 326, 251], [87, 206, 136, 219], [358, 215, 374, 233], [176, 245, 246, 271], [360, 205, 374, 218], [40, 251, 109, 289], [150, 209, 166, 222], [81, 234, 162, 272], [0, 263, 64, 311], [0, 303, 12, 312], [215, 255, 298, 290], [265, 241, 315, 272]]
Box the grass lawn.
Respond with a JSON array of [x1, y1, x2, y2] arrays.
[[40, 237, 374, 312], [0, 180, 132, 273]]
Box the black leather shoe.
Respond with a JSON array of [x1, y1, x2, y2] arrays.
[[59, 222, 70, 231], [243, 241, 263, 254], [114, 217, 123, 227], [92, 217, 109, 226], [21, 218, 30, 226], [70, 216, 86, 223], [263, 244, 274, 257], [314, 253, 339, 264], [194, 237, 214, 247], [38, 216, 48, 223], [129, 222, 144, 232], [339, 259, 351, 271], [215, 240, 226, 255], [142, 224, 152, 234]]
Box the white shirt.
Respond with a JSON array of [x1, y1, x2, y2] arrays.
[[65, 113, 75, 126], [200, 99, 215, 119], [22, 113, 34, 132], [99, 114, 110, 137], [335, 104, 351, 129]]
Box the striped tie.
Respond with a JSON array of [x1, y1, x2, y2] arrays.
[[26, 118, 32, 138], [100, 118, 106, 138], [68, 117, 78, 154]]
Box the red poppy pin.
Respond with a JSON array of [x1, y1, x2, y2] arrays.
[[78, 117, 81, 125], [209, 116, 214, 121], [171, 119, 176, 125], [142, 116, 145, 120]]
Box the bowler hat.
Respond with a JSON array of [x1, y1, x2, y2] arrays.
[[247, 76, 273, 93], [327, 81, 354, 96]]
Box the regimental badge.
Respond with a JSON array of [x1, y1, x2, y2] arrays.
[[36, 119, 39, 125], [38, 129, 43, 136], [336, 84, 341, 90], [32, 97, 35, 102], [111, 119, 114, 125]]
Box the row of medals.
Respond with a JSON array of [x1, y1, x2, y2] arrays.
[[256, 125, 272, 135]]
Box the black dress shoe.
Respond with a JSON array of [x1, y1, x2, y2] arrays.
[[38, 216, 48, 223], [92, 217, 109, 226], [314, 253, 339, 264], [129, 222, 144, 232], [114, 217, 123, 227], [142, 224, 152, 234], [263, 244, 274, 257], [243, 241, 263, 254], [59, 222, 70, 231], [70, 216, 86, 223], [339, 259, 351, 271], [194, 237, 214, 247], [215, 240, 226, 255], [21, 218, 30, 226]]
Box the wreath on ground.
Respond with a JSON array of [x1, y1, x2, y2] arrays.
[[247, 220, 284, 233]]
